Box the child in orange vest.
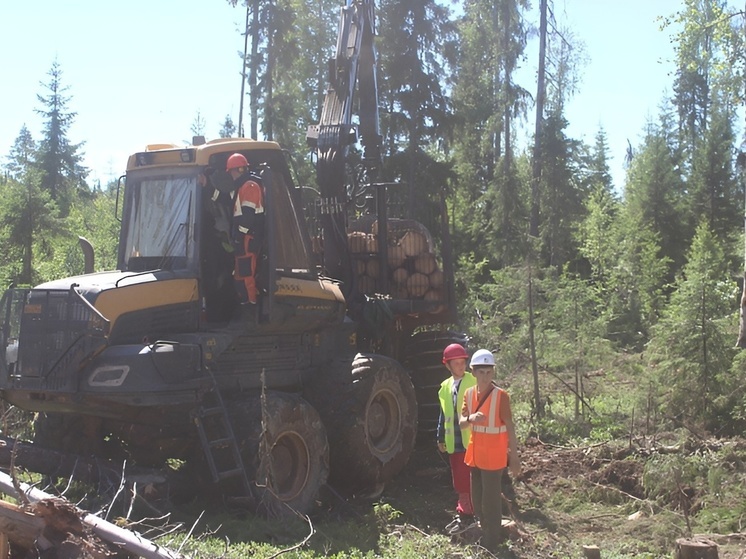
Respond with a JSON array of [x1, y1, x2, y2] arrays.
[[459, 349, 521, 551]]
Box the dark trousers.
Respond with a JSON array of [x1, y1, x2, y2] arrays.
[[471, 467, 504, 551]]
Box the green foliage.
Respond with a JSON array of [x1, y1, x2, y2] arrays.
[[687, 99, 741, 243], [647, 221, 738, 431], [642, 452, 709, 502], [605, 209, 670, 348], [712, 351, 746, 434], [641, 442, 746, 534], [624, 110, 688, 277], [0, 172, 66, 286], [34, 60, 89, 217], [538, 113, 588, 269]]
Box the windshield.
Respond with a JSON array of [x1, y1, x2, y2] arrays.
[[271, 172, 312, 272], [122, 174, 197, 272]]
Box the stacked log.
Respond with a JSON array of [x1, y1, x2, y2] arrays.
[[347, 225, 446, 303]]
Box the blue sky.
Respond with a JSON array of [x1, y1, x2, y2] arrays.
[[0, 0, 687, 190]]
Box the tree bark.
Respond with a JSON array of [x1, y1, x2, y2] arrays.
[[582, 545, 601, 559], [674, 537, 719, 559], [0, 436, 124, 487], [0, 471, 183, 559], [529, 0, 547, 238]]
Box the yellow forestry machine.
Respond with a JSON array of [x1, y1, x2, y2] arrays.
[[0, 0, 465, 514]]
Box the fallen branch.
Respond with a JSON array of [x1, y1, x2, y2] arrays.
[[584, 478, 656, 516], [266, 512, 314, 559], [0, 470, 183, 559]]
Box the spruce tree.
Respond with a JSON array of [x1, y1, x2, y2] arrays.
[[219, 114, 237, 138], [376, 0, 457, 229], [537, 112, 586, 269], [647, 220, 737, 430], [449, 0, 530, 269], [687, 96, 741, 243], [35, 60, 88, 216], [624, 112, 688, 278], [4, 126, 36, 181], [0, 171, 64, 286]]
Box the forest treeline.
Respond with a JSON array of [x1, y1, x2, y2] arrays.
[[2, 0, 746, 437]]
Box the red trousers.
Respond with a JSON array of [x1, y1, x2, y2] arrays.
[[450, 451, 474, 515]]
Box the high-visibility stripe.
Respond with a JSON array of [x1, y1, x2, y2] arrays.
[[438, 374, 476, 453], [233, 180, 265, 216], [472, 425, 507, 434], [464, 385, 509, 470]]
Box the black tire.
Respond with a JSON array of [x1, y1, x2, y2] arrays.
[[230, 392, 329, 516], [328, 354, 417, 496], [33, 412, 91, 454], [402, 331, 468, 439]]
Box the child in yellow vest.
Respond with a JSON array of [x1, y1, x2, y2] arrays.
[[437, 344, 477, 535]]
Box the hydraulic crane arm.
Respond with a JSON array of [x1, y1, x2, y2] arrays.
[[307, 0, 382, 295]]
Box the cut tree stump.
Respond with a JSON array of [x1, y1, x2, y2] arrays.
[[582, 544, 601, 559], [674, 537, 719, 559]]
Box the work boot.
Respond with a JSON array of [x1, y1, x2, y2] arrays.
[[446, 514, 477, 535]]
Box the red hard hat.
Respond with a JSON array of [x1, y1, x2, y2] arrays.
[[442, 343, 468, 364], [226, 153, 249, 171]]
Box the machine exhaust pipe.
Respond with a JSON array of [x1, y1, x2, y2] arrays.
[[78, 236, 95, 274]]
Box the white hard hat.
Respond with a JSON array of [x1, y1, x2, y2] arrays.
[[470, 349, 495, 367]]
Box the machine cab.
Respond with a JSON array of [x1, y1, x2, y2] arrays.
[[121, 138, 342, 326]]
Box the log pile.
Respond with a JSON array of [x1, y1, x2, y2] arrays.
[[0, 436, 183, 558], [0, 470, 183, 559], [347, 220, 445, 304]]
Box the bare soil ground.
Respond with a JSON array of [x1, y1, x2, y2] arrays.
[[381, 436, 746, 559]]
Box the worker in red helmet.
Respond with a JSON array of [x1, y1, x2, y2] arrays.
[[437, 343, 477, 536], [225, 153, 265, 305]]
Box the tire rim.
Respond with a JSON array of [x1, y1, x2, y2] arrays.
[[270, 431, 311, 501], [366, 388, 402, 454]]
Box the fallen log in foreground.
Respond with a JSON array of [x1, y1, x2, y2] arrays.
[[0, 471, 184, 559], [0, 435, 135, 487]]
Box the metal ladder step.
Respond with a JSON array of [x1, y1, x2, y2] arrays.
[[191, 376, 252, 498]]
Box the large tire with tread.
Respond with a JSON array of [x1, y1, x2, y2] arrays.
[[327, 353, 417, 496], [230, 392, 329, 516], [403, 330, 469, 439]]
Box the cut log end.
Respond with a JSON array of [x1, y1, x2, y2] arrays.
[[582, 544, 601, 559], [674, 537, 719, 559]]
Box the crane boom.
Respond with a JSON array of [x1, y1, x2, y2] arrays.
[[307, 0, 382, 294]]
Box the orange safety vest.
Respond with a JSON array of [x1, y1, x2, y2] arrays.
[[463, 385, 509, 470], [233, 178, 265, 234]]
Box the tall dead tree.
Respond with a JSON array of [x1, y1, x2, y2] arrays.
[[528, 0, 547, 418]]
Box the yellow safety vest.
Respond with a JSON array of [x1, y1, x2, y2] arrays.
[[438, 372, 476, 453]]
